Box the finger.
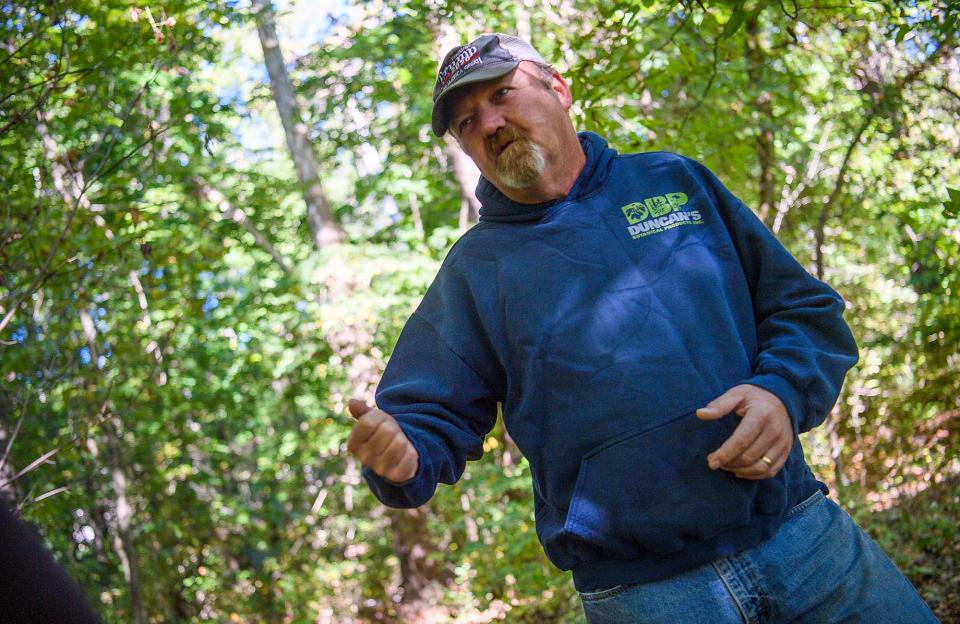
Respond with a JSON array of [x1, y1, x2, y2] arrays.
[[348, 398, 372, 420], [347, 410, 389, 448], [708, 417, 762, 470], [732, 457, 780, 479], [723, 406, 794, 468], [720, 427, 782, 469], [396, 448, 419, 480], [731, 453, 777, 478], [729, 438, 792, 479], [365, 419, 402, 457], [371, 435, 414, 479], [696, 386, 746, 421], [765, 437, 793, 474], [380, 446, 419, 483], [731, 464, 769, 480], [379, 434, 412, 469], [348, 419, 393, 467]]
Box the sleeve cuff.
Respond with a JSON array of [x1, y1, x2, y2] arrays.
[[362, 457, 421, 488], [745, 373, 805, 435], [360, 428, 433, 508]]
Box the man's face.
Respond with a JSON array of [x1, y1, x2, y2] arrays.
[[447, 63, 575, 192]]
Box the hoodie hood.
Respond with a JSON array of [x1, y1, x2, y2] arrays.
[[476, 131, 617, 223]]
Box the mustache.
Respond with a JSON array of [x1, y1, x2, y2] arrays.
[[487, 127, 529, 157]]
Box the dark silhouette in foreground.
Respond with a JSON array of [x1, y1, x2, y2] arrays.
[[0, 502, 101, 624]]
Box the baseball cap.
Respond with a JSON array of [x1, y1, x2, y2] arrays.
[[431, 33, 547, 137]]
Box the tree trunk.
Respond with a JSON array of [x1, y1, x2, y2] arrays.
[[104, 418, 148, 624], [825, 407, 845, 499], [251, 0, 344, 248], [81, 456, 112, 572], [79, 309, 148, 624], [745, 17, 775, 226], [408, 192, 425, 240], [516, 0, 533, 44], [432, 23, 482, 228], [0, 415, 21, 507], [444, 125, 481, 228], [389, 507, 448, 603]]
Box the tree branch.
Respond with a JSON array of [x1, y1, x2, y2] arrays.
[[813, 33, 956, 279], [192, 176, 294, 276]]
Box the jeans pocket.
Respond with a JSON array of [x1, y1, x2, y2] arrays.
[[579, 583, 630, 603], [785, 489, 825, 518], [563, 411, 760, 557]]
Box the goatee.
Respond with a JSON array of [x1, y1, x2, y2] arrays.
[[490, 131, 545, 189]]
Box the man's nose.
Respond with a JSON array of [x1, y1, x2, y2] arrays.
[[477, 105, 506, 136]]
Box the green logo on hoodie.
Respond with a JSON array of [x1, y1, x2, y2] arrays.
[[620, 192, 703, 239], [620, 192, 690, 223]]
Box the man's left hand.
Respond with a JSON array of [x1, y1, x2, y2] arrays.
[[696, 385, 793, 480]]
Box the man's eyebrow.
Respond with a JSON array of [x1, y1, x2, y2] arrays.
[[450, 71, 519, 123]]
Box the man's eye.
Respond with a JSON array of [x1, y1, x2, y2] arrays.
[[495, 87, 511, 98], [457, 117, 472, 134]]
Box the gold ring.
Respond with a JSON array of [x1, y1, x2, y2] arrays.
[[760, 455, 774, 468]]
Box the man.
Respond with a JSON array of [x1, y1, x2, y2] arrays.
[[347, 33, 937, 622]]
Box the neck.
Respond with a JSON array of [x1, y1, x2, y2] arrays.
[[497, 138, 587, 204]]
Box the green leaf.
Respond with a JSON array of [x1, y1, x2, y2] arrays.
[[720, 3, 746, 39], [945, 186, 960, 218], [895, 24, 911, 43]]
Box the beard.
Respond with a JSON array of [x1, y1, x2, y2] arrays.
[[490, 130, 545, 189]]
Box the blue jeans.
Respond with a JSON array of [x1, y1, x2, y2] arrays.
[[579, 491, 938, 623]]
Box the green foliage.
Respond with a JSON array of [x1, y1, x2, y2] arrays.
[[852, 477, 960, 621], [1, 0, 957, 622]]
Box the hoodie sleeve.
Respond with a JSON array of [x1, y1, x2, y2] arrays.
[[684, 157, 859, 434], [361, 254, 502, 508]]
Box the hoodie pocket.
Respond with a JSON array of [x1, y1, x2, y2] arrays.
[[562, 411, 763, 558]]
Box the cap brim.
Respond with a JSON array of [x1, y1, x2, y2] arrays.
[[431, 60, 521, 136]]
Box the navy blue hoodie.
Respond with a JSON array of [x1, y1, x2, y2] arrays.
[[363, 132, 858, 592]]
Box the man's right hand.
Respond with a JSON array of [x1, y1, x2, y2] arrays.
[[346, 399, 419, 484]]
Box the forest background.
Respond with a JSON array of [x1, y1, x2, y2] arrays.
[[1, 0, 958, 622]]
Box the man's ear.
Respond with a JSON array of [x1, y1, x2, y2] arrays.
[[551, 71, 574, 111]]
